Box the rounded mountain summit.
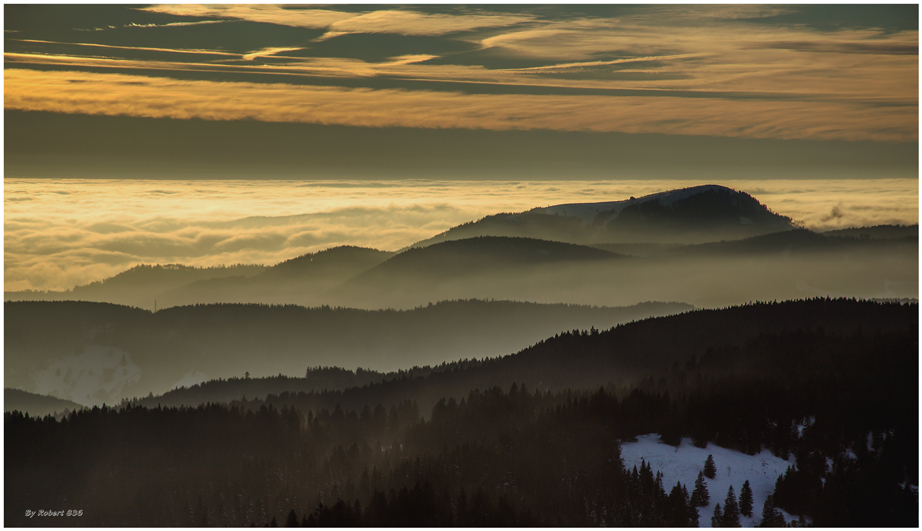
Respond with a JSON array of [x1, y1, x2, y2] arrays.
[[411, 185, 796, 247]]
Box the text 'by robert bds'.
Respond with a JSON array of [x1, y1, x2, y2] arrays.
[[24, 510, 83, 518]]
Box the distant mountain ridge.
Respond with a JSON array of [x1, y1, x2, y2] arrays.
[[411, 184, 795, 248], [4, 185, 913, 311], [5, 299, 692, 405]]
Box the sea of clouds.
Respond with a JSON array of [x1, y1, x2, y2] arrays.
[[5, 178, 917, 291]]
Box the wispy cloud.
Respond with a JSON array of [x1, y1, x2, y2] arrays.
[[242, 47, 304, 61], [5, 68, 916, 142], [124, 20, 226, 29], [5, 5, 918, 144], [139, 5, 535, 39]]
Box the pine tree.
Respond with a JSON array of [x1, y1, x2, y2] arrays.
[[722, 485, 741, 527], [712, 503, 723, 527], [704, 454, 717, 479], [667, 482, 689, 527], [739, 480, 754, 518], [691, 471, 710, 507], [759, 495, 784, 527], [285, 509, 299, 527]]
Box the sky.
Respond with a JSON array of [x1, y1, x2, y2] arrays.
[[4, 4, 918, 179], [3, 5, 919, 291]]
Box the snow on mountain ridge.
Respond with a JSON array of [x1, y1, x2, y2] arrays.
[[533, 184, 737, 223]]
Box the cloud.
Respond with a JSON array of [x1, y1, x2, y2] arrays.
[[7, 11, 916, 145], [10, 39, 241, 58], [124, 20, 226, 29], [242, 47, 304, 61], [5, 68, 916, 142], [139, 5, 534, 39], [5, 178, 917, 291]]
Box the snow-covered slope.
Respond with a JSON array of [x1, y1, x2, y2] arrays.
[[621, 434, 802, 527], [534, 184, 733, 222]]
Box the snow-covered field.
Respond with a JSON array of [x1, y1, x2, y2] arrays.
[[621, 434, 801, 527]]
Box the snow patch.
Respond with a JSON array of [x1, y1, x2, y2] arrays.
[[535, 185, 732, 223], [30, 345, 141, 407], [620, 434, 797, 527]]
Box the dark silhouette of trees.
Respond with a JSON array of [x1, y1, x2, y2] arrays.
[[4, 299, 917, 527]]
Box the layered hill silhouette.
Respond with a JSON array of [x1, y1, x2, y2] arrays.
[[5, 263, 265, 308], [410, 184, 796, 248], [5, 299, 691, 406], [4, 185, 915, 310], [154, 246, 394, 308], [5, 246, 392, 310], [5, 229, 915, 310], [4, 388, 84, 418], [127, 298, 917, 416], [8, 298, 916, 528], [330, 236, 624, 308]]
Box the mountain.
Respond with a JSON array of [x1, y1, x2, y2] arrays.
[[5, 299, 691, 405], [334, 230, 917, 309], [5, 246, 393, 311], [4, 388, 85, 418], [154, 246, 394, 308], [330, 236, 624, 308], [4, 263, 265, 309], [410, 185, 795, 248]]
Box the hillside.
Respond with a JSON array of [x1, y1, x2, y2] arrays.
[[4, 388, 84, 418], [4, 263, 265, 309], [332, 236, 621, 308], [174, 298, 914, 415], [154, 246, 395, 308], [5, 299, 690, 405], [8, 298, 916, 527]]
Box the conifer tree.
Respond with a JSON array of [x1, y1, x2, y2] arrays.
[[739, 480, 754, 518], [758, 495, 784, 527], [722, 485, 741, 527], [667, 482, 689, 527], [285, 509, 298, 527], [704, 454, 717, 479], [712, 503, 723, 527], [691, 471, 710, 507]]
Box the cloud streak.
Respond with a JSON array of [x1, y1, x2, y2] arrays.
[[6, 5, 916, 144], [5, 68, 915, 142], [140, 5, 536, 39]]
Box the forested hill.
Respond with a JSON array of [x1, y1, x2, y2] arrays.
[[129, 298, 917, 415], [9, 298, 916, 527], [4, 388, 84, 418], [6, 299, 690, 404]]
